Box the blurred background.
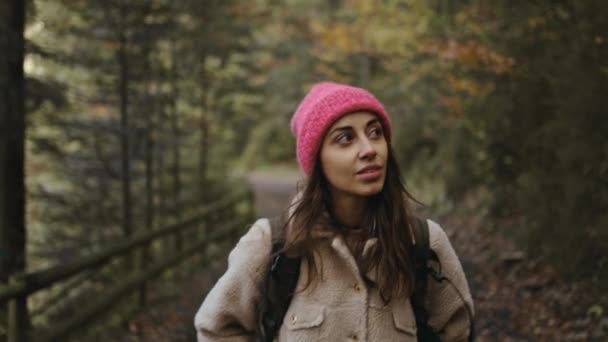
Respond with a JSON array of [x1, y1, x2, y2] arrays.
[[1, 0, 607, 340]]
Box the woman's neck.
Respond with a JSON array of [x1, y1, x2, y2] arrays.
[[329, 191, 368, 229]]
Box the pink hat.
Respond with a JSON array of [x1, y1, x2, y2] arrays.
[[290, 82, 392, 176]]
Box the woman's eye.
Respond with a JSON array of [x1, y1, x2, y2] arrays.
[[336, 133, 353, 144], [369, 127, 383, 138]]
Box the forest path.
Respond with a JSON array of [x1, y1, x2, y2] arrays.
[[112, 170, 605, 341]]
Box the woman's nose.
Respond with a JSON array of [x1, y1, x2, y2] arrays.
[[358, 138, 377, 160]]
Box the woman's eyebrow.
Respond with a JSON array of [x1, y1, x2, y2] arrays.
[[329, 119, 381, 135], [328, 125, 353, 136], [366, 118, 380, 127]]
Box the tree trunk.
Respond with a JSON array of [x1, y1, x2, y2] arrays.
[[0, 0, 26, 284], [169, 40, 181, 218], [1, 0, 26, 332], [199, 84, 208, 202], [357, 53, 370, 89], [143, 38, 155, 233], [118, 0, 132, 240], [156, 134, 166, 228], [139, 32, 155, 307]]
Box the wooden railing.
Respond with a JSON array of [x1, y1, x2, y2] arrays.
[[0, 189, 254, 342]]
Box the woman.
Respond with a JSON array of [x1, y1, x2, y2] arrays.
[[194, 82, 474, 341]]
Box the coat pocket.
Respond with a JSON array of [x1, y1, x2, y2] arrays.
[[392, 301, 417, 336], [284, 302, 325, 331]]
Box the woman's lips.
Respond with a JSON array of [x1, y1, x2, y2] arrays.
[[356, 167, 383, 181]]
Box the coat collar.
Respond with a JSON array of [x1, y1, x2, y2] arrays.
[[328, 233, 381, 285], [285, 190, 383, 284]]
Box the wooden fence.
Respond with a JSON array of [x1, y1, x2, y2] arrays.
[[0, 189, 254, 342]]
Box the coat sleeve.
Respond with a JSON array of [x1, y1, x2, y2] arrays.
[[194, 218, 272, 342], [426, 220, 475, 342]]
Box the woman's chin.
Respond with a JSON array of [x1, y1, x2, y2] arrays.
[[353, 183, 384, 197]]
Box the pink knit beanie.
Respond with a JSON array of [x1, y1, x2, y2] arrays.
[[291, 82, 392, 176]]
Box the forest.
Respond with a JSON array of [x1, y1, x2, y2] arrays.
[[1, 0, 607, 340]]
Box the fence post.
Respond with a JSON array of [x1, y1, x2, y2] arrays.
[[174, 202, 183, 254], [8, 275, 28, 342], [174, 225, 183, 253], [137, 243, 148, 307], [198, 206, 213, 266], [247, 189, 256, 224]]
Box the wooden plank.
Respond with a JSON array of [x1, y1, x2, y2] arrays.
[[7, 275, 28, 342], [0, 190, 247, 301], [0, 280, 26, 304], [36, 217, 243, 342]]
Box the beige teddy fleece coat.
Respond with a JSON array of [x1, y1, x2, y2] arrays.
[[194, 218, 474, 341]]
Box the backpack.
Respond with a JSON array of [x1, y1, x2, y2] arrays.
[[255, 216, 474, 342]]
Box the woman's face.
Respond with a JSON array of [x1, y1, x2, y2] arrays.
[[319, 111, 388, 199]]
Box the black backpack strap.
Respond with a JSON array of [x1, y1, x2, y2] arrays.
[[256, 216, 301, 342], [410, 216, 441, 341], [268, 216, 286, 248], [411, 217, 475, 342]]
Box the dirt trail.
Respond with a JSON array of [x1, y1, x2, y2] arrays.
[[247, 170, 301, 217], [441, 196, 606, 341], [107, 171, 300, 341]]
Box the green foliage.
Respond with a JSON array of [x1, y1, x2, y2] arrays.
[[24, 0, 251, 264], [438, 1, 608, 289], [23, 0, 607, 322], [232, 0, 608, 289]]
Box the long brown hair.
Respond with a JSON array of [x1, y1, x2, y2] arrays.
[[281, 144, 418, 302]]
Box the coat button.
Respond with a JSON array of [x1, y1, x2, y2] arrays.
[[349, 333, 359, 341], [290, 314, 297, 324], [353, 283, 361, 291]]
